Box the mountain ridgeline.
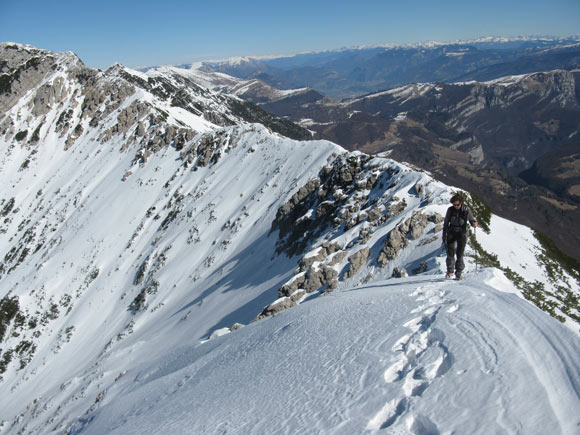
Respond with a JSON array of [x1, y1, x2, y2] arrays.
[[181, 38, 580, 262], [198, 36, 580, 99], [0, 42, 579, 434]]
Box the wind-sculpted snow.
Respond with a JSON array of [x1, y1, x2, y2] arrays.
[[0, 43, 579, 434], [70, 271, 580, 435]]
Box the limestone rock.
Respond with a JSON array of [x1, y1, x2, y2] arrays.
[[386, 199, 407, 219], [377, 211, 435, 267], [367, 206, 384, 222], [392, 267, 409, 278], [413, 262, 428, 275], [279, 273, 307, 297], [408, 213, 429, 240], [345, 247, 370, 279], [328, 251, 348, 267], [231, 323, 245, 331], [257, 289, 306, 319]]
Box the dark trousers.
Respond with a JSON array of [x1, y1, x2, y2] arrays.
[[445, 231, 467, 273]]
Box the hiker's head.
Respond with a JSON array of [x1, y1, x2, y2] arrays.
[[450, 194, 463, 208]]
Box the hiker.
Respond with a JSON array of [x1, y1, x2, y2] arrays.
[[443, 194, 478, 279]]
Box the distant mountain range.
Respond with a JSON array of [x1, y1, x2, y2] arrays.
[[191, 36, 580, 99]]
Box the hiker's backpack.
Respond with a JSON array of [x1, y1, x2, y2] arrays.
[[449, 205, 468, 233]]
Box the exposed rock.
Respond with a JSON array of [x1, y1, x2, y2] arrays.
[[0, 43, 83, 114], [31, 77, 68, 117], [413, 261, 429, 275], [328, 251, 348, 267], [279, 272, 307, 297], [367, 206, 384, 222], [420, 235, 440, 246], [195, 135, 218, 168], [377, 211, 440, 267], [414, 183, 424, 196], [299, 248, 325, 271], [321, 240, 341, 255], [303, 266, 339, 293], [378, 229, 407, 267], [276, 178, 321, 222], [299, 241, 341, 270], [386, 199, 407, 218], [345, 247, 370, 279], [392, 267, 409, 278], [257, 289, 306, 319], [316, 200, 335, 219], [279, 261, 340, 297], [271, 154, 396, 256], [231, 323, 244, 331], [408, 213, 429, 240], [65, 124, 84, 149], [357, 226, 373, 244]]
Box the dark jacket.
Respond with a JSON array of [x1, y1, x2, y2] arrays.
[[443, 204, 476, 234]]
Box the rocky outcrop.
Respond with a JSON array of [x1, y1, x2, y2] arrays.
[[392, 267, 409, 278], [344, 247, 370, 279], [271, 154, 398, 256], [298, 241, 342, 271], [377, 211, 443, 267], [0, 43, 308, 169], [0, 43, 83, 114], [386, 199, 407, 219], [259, 153, 447, 318], [178, 129, 235, 170], [257, 289, 306, 320], [279, 263, 340, 297]]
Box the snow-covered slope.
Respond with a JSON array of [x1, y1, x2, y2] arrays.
[[71, 269, 580, 435], [0, 43, 579, 434], [146, 63, 314, 105]]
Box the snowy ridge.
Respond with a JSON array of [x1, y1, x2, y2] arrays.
[[347, 83, 441, 104], [348, 67, 580, 107], [69, 269, 580, 435], [146, 64, 312, 104], [0, 44, 579, 434]]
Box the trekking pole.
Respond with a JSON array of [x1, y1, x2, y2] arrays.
[[474, 226, 478, 271]]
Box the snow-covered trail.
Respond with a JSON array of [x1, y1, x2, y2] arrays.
[[74, 269, 580, 435]]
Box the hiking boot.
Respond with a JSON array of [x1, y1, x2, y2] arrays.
[[455, 272, 462, 279], [446, 272, 453, 278]]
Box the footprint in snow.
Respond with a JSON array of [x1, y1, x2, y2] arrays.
[[447, 304, 459, 313], [369, 292, 453, 432]]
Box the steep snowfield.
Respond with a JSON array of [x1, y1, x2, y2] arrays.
[[0, 122, 342, 432], [1, 44, 579, 434]]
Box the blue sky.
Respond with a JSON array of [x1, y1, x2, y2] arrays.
[[1, 0, 579, 69]]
